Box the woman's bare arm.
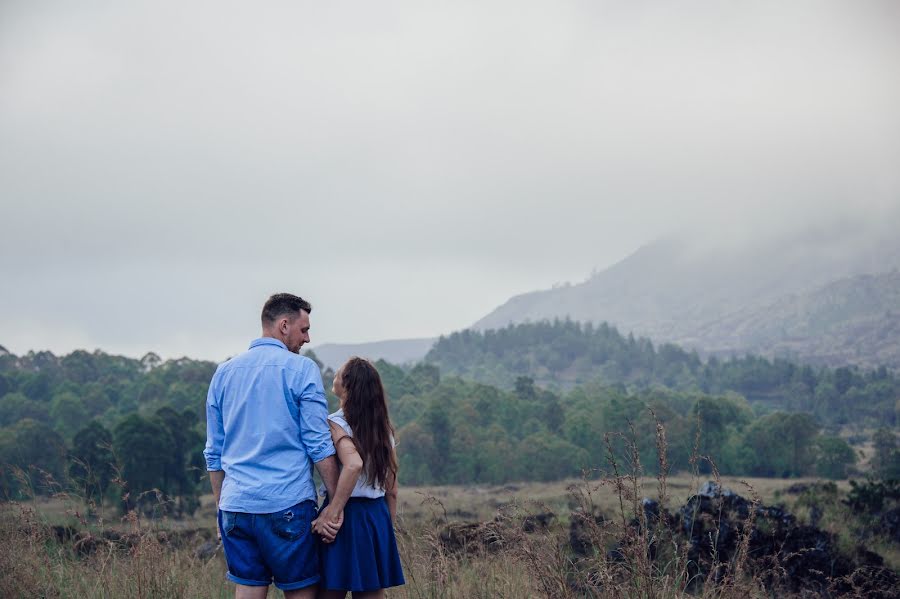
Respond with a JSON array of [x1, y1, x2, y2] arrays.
[[313, 421, 363, 539], [384, 447, 399, 523]]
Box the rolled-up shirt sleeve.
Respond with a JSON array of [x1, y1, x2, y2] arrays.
[[295, 362, 336, 463], [204, 369, 224, 471]]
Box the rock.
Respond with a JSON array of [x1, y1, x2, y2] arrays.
[[194, 540, 219, 561], [697, 481, 737, 498], [831, 566, 900, 599], [668, 481, 900, 596], [852, 545, 885, 568], [521, 511, 555, 533], [775, 525, 854, 592], [808, 502, 823, 527], [639, 497, 672, 529], [569, 509, 606, 556], [50, 525, 77, 543], [438, 521, 504, 554]]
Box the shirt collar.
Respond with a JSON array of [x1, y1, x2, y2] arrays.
[[249, 337, 288, 351]]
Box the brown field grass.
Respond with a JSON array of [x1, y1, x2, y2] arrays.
[[23, 473, 839, 532], [4, 472, 891, 599], [395, 475, 847, 525]]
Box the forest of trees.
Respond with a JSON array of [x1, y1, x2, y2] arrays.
[[426, 320, 900, 427], [1, 320, 898, 510], [0, 349, 211, 513], [378, 363, 889, 485]]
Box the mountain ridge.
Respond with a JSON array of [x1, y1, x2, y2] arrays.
[[470, 229, 900, 367], [305, 226, 900, 370]]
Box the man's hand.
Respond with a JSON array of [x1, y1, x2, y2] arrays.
[[312, 505, 344, 543], [209, 470, 225, 543]]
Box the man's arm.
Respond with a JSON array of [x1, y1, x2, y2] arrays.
[[204, 370, 226, 540], [204, 368, 225, 498], [209, 469, 225, 506], [314, 454, 340, 501], [296, 361, 337, 478]]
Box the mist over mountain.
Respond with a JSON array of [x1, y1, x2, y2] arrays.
[[685, 270, 900, 368], [472, 220, 900, 367], [305, 219, 900, 370]]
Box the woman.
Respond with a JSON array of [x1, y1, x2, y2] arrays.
[[313, 357, 405, 598]]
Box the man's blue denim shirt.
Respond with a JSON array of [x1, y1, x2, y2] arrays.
[[204, 337, 336, 513]]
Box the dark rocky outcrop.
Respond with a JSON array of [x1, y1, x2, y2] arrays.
[[521, 511, 556, 533], [437, 521, 505, 554], [565, 481, 898, 597], [830, 565, 900, 599], [41, 524, 214, 557], [568, 509, 606, 556], [672, 482, 899, 596]]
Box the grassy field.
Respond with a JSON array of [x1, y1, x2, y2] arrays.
[[5, 473, 891, 599], [22, 473, 837, 533], [395, 475, 849, 523]]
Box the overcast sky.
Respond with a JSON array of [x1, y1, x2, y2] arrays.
[[1, 0, 898, 362]]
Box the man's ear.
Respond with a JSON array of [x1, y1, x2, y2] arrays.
[[280, 318, 289, 334]]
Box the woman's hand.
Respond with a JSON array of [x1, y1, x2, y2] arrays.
[[312, 505, 344, 543]]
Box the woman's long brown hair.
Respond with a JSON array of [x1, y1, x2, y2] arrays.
[[340, 357, 398, 488]]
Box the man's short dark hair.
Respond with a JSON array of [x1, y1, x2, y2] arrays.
[[261, 293, 312, 325]]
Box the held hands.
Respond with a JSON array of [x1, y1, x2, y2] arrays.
[[311, 505, 344, 543]]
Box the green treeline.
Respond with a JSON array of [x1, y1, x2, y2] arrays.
[[0, 350, 211, 512], [426, 320, 900, 427], [378, 365, 874, 485], [1, 321, 898, 509]]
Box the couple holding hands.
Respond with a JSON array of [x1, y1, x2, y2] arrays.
[[204, 293, 405, 598]]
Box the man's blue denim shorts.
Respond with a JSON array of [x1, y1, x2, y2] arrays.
[[218, 499, 319, 590]]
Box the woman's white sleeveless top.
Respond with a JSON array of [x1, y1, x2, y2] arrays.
[[326, 409, 387, 499]]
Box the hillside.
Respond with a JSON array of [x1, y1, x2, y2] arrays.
[[686, 270, 900, 368], [424, 320, 899, 427], [472, 229, 900, 368]]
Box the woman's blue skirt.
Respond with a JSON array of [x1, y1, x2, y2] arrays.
[[319, 496, 405, 591]]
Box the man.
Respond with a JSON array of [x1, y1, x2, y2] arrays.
[[205, 293, 346, 599]]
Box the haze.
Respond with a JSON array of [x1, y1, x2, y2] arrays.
[[1, 0, 898, 361]]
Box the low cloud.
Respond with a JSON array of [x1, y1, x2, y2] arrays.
[[1, 0, 898, 359]]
